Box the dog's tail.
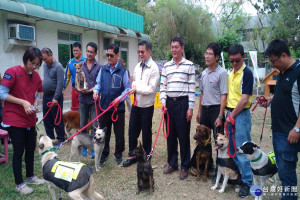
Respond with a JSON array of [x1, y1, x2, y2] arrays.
[[87, 175, 104, 200], [64, 123, 72, 138]]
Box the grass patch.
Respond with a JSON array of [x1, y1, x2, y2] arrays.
[[0, 96, 299, 199]]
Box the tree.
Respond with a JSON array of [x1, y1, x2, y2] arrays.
[[250, 0, 300, 50], [217, 30, 241, 69], [146, 0, 215, 65]]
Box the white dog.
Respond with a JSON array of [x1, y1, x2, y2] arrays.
[[69, 127, 106, 171], [211, 133, 240, 193], [238, 141, 277, 200], [38, 134, 104, 200]]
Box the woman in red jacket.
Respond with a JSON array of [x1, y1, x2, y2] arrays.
[[0, 47, 45, 194]]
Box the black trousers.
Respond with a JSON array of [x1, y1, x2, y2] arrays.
[[166, 96, 191, 170], [43, 94, 64, 142], [99, 111, 125, 159], [7, 126, 36, 185], [128, 105, 154, 156]]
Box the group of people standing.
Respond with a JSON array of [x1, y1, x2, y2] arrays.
[[0, 36, 299, 200]]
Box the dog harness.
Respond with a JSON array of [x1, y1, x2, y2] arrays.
[[43, 158, 93, 192], [252, 152, 277, 176], [217, 157, 239, 172]]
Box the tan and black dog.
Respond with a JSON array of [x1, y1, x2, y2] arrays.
[[134, 142, 154, 195], [38, 134, 104, 200], [74, 62, 87, 91], [192, 124, 212, 182], [211, 133, 240, 193]]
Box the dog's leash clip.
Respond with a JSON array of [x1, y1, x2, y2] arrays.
[[147, 154, 152, 161]]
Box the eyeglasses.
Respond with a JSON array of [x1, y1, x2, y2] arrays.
[[86, 50, 95, 54], [269, 56, 280, 65], [229, 58, 242, 64], [137, 50, 145, 54], [204, 52, 214, 57], [28, 60, 40, 68], [106, 53, 115, 58]]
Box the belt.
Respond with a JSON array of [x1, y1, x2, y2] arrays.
[[226, 107, 249, 112], [202, 104, 220, 109], [167, 96, 188, 101], [44, 92, 55, 96]]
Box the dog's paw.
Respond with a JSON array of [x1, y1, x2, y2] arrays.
[[95, 166, 101, 171], [218, 189, 225, 193], [211, 185, 217, 190]]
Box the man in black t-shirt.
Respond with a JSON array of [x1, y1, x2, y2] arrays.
[[263, 39, 300, 200]]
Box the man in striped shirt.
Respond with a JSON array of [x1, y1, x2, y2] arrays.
[[160, 37, 196, 180]]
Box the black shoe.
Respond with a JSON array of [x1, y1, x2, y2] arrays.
[[211, 174, 223, 184], [122, 156, 137, 167], [100, 156, 108, 165], [116, 157, 123, 165], [238, 183, 250, 198]]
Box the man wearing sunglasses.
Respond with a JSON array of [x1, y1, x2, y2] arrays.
[[225, 44, 253, 198], [262, 39, 300, 200], [93, 44, 131, 165], [122, 40, 160, 167]]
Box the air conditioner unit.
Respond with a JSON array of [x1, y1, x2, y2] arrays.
[[8, 24, 35, 41]]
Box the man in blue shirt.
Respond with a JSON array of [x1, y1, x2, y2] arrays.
[[93, 44, 131, 165], [63, 42, 86, 111]]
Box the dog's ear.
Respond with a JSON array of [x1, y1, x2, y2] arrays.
[[225, 133, 229, 138], [102, 127, 107, 132], [92, 126, 97, 131], [73, 63, 76, 66], [39, 134, 44, 140], [39, 143, 44, 150]]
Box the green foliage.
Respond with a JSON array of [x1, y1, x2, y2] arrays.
[[252, 0, 300, 50], [146, 0, 215, 65]]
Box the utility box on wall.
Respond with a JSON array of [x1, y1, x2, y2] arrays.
[[8, 24, 36, 41]]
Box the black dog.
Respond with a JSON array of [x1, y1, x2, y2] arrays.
[[134, 142, 154, 195]]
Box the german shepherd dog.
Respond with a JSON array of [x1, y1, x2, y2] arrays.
[[134, 142, 154, 195], [193, 124, 212, 182], [38, 134, 103, 200]]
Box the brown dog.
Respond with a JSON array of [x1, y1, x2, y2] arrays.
[[63, 111, 90, 137], [193, 124, 212, 182], [74, 62, 87, 91], [134, 142, 154, 195]]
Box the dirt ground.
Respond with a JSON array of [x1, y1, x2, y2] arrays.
[[36, 96, 299, 200]]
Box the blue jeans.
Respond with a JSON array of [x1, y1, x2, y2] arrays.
[[273, 132, 299, 200], [226, 109, 253, 187], [79, 102, 98, 136]]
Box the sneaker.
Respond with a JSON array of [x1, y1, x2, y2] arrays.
[[26, 176, 45, 185], [122, 156, 137, 167], [16, 183, 33, 194], [116, 157, 123, 165], [90, 150, 95, 159], [100, 155, 108, 165], [238, 183, 250, 198], [82, 148, 88, 157]]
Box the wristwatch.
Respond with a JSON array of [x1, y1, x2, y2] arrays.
[[293, 126, 300, 133]]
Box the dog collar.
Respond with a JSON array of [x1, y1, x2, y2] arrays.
[[251, 152, 262, 163], [41, 147, 60, 156]]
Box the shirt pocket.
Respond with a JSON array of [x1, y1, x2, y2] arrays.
[[112, 74, 123, 88]]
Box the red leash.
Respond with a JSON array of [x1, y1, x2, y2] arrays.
[[225, 113, 237, 158], [252, 96, 268, 146], [147, 107, 169, 161], [40, 102, 62, 125], [60, 91, 131, 146], [95, 98, 119, 122]]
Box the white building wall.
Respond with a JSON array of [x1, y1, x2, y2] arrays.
[[0, 10, 139, 81]]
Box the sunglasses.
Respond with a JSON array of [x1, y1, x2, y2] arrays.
[[137, 50, 145, 54], [229, 58, 242, 64], [106, 53, 115, 58]]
